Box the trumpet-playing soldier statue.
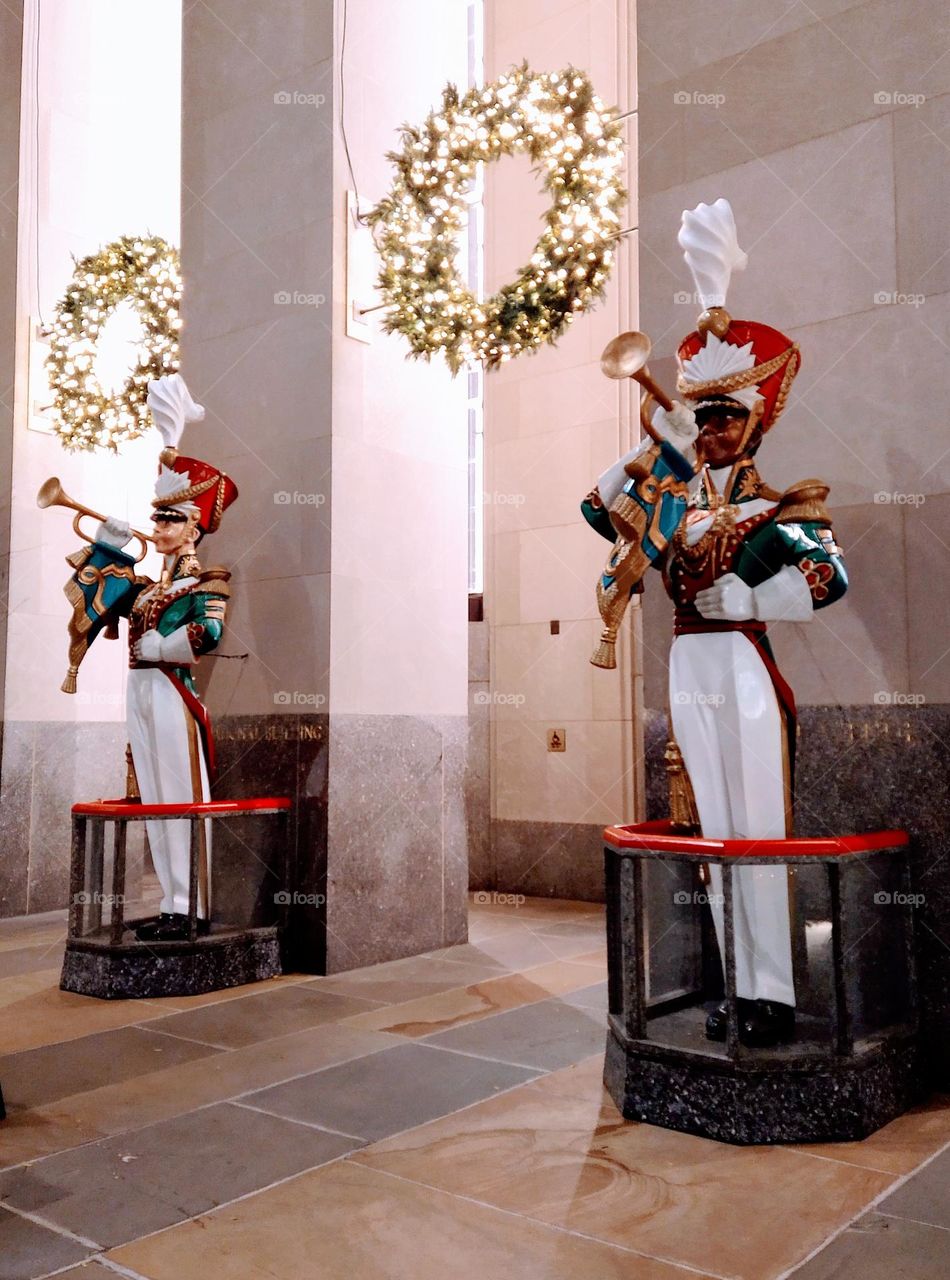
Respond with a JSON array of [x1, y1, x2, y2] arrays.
[[58, 375, 238, 942], [583, 199, 848, 1047]]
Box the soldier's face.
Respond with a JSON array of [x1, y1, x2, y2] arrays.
[[695, 402, 753, 468], [152, 513, 198, 556]]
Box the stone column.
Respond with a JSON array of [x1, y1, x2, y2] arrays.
[[181, 0, 469, 971]]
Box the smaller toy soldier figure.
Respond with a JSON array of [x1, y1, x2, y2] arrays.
[[583, 200, 848, 1046], [60, 375, 238, 941]]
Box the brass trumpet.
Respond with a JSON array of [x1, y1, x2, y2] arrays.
[[36, 477, 154, 562], [600, 330, 675, 446]]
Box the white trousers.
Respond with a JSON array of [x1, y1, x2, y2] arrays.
[[668, 632, 795, 1006], [127, 668, 211, 918]]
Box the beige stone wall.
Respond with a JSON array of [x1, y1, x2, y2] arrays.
[[637, 0, 950, 710], [480, 0, 639, 896]]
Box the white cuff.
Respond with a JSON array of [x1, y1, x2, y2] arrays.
[[753, 565, 814, 622], [653, 401, 698, 447], [159, 626, 199, 665], [597, 438, 654, 508]]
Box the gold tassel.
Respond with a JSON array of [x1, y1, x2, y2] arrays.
[[125, 744, 140, 800], [665, 736, 700, 833], [590, 625, 618, 669], [61, 666, 79, 695]]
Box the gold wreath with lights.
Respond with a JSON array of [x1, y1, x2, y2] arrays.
[[46, 235, 181, 452], [369, 63, 626, 374]]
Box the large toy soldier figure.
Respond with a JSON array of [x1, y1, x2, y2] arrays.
[[60, 374, 237, 941], [583, 200, 848, 1047]]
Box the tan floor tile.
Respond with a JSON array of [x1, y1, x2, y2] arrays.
[[108, 1159, 705, 1280], [0, 977, 182, 1054], [340, 960, 605, 1038], [792, 1094, 950, 1175], [30, 1263, 115, 1279], [311, 953, 517, 1005], [0, 1106, 106, 1170], [570, 946, 608, 967], [14, 1024, 399, 1160], [352, 1056, 894, 1280]]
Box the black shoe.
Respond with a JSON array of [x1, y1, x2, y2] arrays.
[[138, 913, 210, 942], [134, 913, 176, 941], [705, 998, 756, 1042], [738, 1000, 796, 1048]]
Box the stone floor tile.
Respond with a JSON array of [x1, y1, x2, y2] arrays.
[[874, 1144, 950, 1227], [0, 1102, 358, 1249], [423, 996, 606, 1071], [109, 1159, 705, 1280], [792, 1096, 950, 1175], [245, 1042, 537, 1142], [792, 1212, 950, 1279], [0, 1204, 92, 1279]]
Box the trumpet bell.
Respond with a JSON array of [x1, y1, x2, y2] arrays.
[[600, 331, 653, 381], [36, 476, 66, 509]]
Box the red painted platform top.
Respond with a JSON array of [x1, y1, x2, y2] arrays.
[[72, 797, 291, 818], [603, 819, 909, 858]]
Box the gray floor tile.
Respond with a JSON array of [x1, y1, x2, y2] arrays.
[[146, 984, 382, 1049], [0, 1026, 221, 1110], [244, 1042, 538, 1142], [423, 997, 606, 1070], [792, 1213, 950, 1279], [0, 1101, 358, 1249], [561, 981, 608, 1012], [0, 1204, 92, 1279], [878, 1146, 950, 1229]]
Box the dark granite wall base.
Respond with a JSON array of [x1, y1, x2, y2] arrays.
[[489, 819, 607, 903], [645, 702, 950, 1088]]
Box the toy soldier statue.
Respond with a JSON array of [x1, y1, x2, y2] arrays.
[[59, 374, 238, 941], [583, 199, 848, 1047]]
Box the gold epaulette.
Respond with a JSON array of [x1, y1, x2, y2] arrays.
[[775, 479, 832, 524], [195, 566, 232, 597]]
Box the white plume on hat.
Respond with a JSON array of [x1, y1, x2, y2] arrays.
[[147, 373, 205, 450], [678, 198, 747, 309], [677, 198, 760, 409]]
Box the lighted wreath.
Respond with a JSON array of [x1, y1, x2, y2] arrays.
[[369, 63, 626, 373], [46, 234, 182, 452]]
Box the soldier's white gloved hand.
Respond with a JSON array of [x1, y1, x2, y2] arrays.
[[651, 400, 699, 448], [695, 572, 755, 621], [133, 630, 163, 662], [96, 517, 133, 550]]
